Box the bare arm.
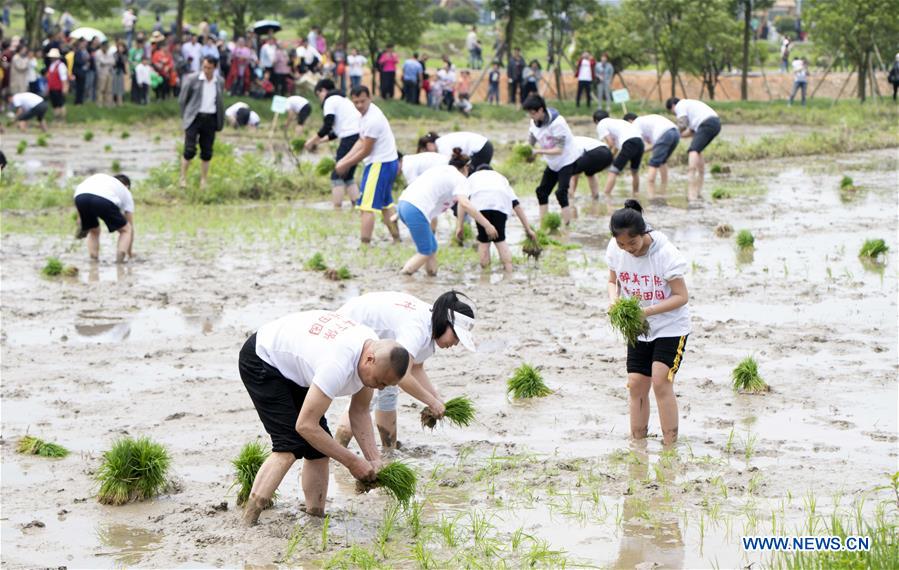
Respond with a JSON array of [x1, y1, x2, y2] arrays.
[[607, 269, 619, 304], [347, 388, 381, 465], [335, 136, 374, 176], [457, 196, 497, 240], [512, 203, 537, 240], [397, 369, 443, 415], [296, 385, 376, 481], [643, 277, 688, 316], [124, 211, 134, 257], [676, 116, 692, 138]]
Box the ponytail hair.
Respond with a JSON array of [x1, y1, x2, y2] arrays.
[[448, 147, 470, 170], [609, 199, 647, 237], [417, 131, 439, 152], [431, 290, 474, 340]]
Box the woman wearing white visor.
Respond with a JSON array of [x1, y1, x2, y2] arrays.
[[334, 290, 477, 450]]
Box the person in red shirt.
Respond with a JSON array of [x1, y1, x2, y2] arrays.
[[150, 31, 176, 100], [45, 48, 69, 120]]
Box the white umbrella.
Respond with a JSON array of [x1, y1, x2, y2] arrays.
[[70, 27, 107, 43], [253, 20, 281, 35]]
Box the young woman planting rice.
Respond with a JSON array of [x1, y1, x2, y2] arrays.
[[395, 149, 498, 276], [334, 291, 478, 449], [606, 200, 691, 446]]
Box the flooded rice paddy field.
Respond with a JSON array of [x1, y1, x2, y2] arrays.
[[1, 148, 897, 568]]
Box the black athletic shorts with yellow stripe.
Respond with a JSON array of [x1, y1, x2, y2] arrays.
[[626, 335, 688, 381]]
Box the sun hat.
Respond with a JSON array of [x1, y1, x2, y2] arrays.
[[150, 31, 165, 44], [450, 310, 477, 352], [47, 48, 62, 58]]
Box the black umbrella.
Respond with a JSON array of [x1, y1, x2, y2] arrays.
[[253, 20, 282, 35]]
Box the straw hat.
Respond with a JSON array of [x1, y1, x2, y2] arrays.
[[150, 30, 165, 44], [47, 48, 62, 59]]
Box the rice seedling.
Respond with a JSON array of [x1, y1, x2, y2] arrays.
[[608, 295, 649, 347], [411, 539, 436, 569], [839, 175, 856, 190], [714, 223, 733, 238], [512, 144, 534, 162], [711, 187, 731, 200], [324, 266, 352, 280], [407, 499, 425, 538], [437, 514, 459, 547], [507, 363, 552, 399], [357, 462, 417, 507], [315, 157, 336, 177], [376, 503, 400, 557], [95, 436, 171, 505], [736, 229, 755, 249], [541, 212, 562, 234], [42, 257, 63, 276], [858, 239, 888, 260], [290, 138, 306, 154], [710, 163, 730, 174], [320, 514, 330, 551], [420, 396, 475, 428], [120, 131, 130, 139], [84, 130, 94, 142], [230, 441, 270, 507], [111, 160, 122, 172], [521, 234, 543, 260], [732, 356, 769, 393], [104, 144, 112, 152], [282, 524, 304, 562], [16, 140, 27, 154], [305, 252, 327, 271], [454, 223, 474, 245], [153, 135, 161, 143], [16, 435, 69, 458], [36, 134, 48, 147]]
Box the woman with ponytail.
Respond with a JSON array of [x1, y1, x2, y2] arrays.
[[395, 148, 498, 276], [606, 200, 691, 446], [334, 290, 477, 450]]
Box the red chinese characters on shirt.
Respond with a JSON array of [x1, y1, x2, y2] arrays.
[[308, 312, 357, 339], [394, 300, 417, 311], [617, 272, 667, 302]]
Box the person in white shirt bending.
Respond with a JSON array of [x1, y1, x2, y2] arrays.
[[238, 310, 412, 525], [606, 200, 691, 446], [624, 112, 680, 198], [665, 97, 721, 201], [593, 109, 645, 197], [73, 173, 135, 263]]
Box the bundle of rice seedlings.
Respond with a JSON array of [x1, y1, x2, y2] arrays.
[[315, 157, 336, 177], [714, 223, 734, 238], [36, 135, 48, 147], [16, 435, 69, 458], [290, 138, 306, 154], [858, 239, 888, 260], [96, 437, 171, 505], [121, 131, 130, 140], [710, 164, 730, 174], [512, 144, 534, 162], [16, 140, 27, 155], [111, 160, 122, 172], [420, 396, 476, 429], [839, 175, 856, 190], [609, 296, 649, 347], [42, 258, 63, 276], [507, 363, 552, 399], [61, 265, 79, 277], [84, 130, 94, 142], [711, 187, 731, 200], [521, 234, 543, 260], [357, 462, 417, 507], [732, 356, 768, 393], [231, 441, 271, 507], [736, 229, 755, 249], [541, 212, 563, 234], [305, 252, 327, 271], [324, 266, 352, 280]]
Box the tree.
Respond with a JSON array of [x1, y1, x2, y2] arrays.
[[628, 0, 695, 98], [486, 0, 537, 65], [680, 0, 740, 99], [806, 0, 899, 101], [576, 4, 649, 73], [21, 0, 119, 50], [176, 0, 186, 43], [739, 0, 775, 100], [537, 0, 599, 98], [187, 0, 288, 39]]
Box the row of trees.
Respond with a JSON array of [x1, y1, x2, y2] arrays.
[[16, 0, 899, 102]]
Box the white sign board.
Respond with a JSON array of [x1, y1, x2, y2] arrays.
[[612, 89, 630, 104], [271, 95, 288, 114]]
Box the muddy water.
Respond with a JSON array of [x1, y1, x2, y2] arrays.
[[1, 149, 896, 568]]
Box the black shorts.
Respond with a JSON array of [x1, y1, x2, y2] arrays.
[[49, 90, 66, 108], [476, 209, 507, 243], [296, 104, 312, 125], [626, 335, 688, 380], [535, 162, 575, 208], [470, 140, 494, 171], [239, 334, 330, 460], [183, 113, 218, 162], [20, 100, 49, 121], [574, 146, 613, 176], [689, 117, 721, 153], [331, 134, 359, 184], [611, 138, 644, 173], [74, 193, 128, 233]]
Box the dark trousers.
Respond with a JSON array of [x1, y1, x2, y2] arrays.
[[380, 71, 396, 98], [508, 79, 522, 103], [130, 71, 140, 103], [402, 79, 419, 104], [442, 89, 454, 111], [183, 113, 217, 162], [74, 74, 86, 104], [535, 163, 575, 208], [576, 80, 592, 107]]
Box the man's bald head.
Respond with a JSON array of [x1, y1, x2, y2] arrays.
[[358, 340, 411, 389]]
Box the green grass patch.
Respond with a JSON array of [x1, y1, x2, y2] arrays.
[[732, 356, 768, 393], [736, 229, 755, 249], [508, 363, 552, 399], [421, 396, 476, 429], [96, 437, 172, 505], [231, 441, 271, 507], [859, 239, 888, 260], [16, 435, 69, 458], [609, 296, 649, 347]]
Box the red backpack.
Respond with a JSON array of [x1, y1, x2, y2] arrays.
[[47, 61, 65, 91]]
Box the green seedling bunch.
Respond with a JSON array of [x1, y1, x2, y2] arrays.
[[859, 239, 888, 260], [508, 363, 552, 399], [17, 435, 69, 458], [96, 437, 171, 505], [711, 187, 731, 200], [421, 396, 476, 429], [839, 175, 855, 190], [84, 130, 94, 142], [315, 157, 336, 177], [732, 356, 768, 393], [16, 140, 27, 154], [541, 212, 562, 234], [512, 144, 534, 162], [358, 462, 417, 507], [305, 252, 327, 271], [609, 296, 649, 347], [231, 441, 272, 507], [290, 138, 306, 154], [42, 257, 63, 276], [736, 229, 755, 249]]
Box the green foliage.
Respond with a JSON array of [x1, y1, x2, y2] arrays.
[[575, 3, 648, 71], [430, 6, 450, 24], [120, 131, 130, 140], [736, 229, 755, 249], [541, 212, 562, 234], [375, 462, 417, 507], [16, 140, 27, 155], [451, 6, 478, 25], [732, 356, 768, 393], [774, 15, 797, 38], [36, 134, 48, 147], [96, 437, 171, 505], [83, 130, 94, 141], [42, 257, 63, 276], [609, 295, 649, 347], [507, 363, 552, 399], [315, 157, 336, 177], [231, 441, 270, 506], [290, 138, 306, 154], [16, 435, 69, 458], [305, 252, 327, 271], [859, 239, 888, 260], [711, 187, 731, 200]]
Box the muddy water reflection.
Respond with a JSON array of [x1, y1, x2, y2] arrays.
[[95, 523, 163, 565]]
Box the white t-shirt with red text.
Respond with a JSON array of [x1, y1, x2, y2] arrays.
[[338, 292, 436, 364]]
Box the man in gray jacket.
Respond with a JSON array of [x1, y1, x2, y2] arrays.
[[179, 55, 224, 190], [594, 52, 614, 111]]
